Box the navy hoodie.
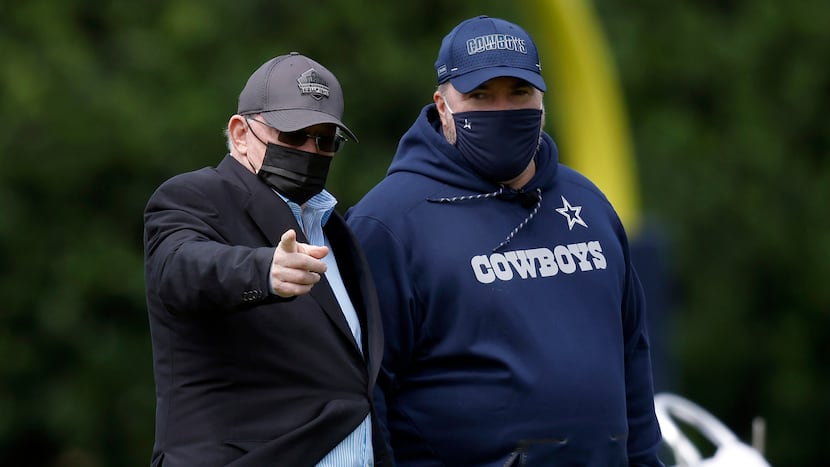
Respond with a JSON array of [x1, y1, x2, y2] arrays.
[[346, 104, 663, 466]]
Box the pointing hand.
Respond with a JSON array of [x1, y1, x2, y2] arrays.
[[270, 229, 329, 298]]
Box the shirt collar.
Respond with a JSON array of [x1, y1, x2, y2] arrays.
[[277, 189, 337, 227]]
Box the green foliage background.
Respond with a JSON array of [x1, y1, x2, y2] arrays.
[[1, 0, 827, 465]]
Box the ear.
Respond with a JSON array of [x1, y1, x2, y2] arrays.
[[433, 90, 450, 128], [228, 115, 248, 155]]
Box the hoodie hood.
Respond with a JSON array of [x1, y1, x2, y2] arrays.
[[388, 104, 560, 195]]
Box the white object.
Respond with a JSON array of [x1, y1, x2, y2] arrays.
[[654, 392, 771, 467]]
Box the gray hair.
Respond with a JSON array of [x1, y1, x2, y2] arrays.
[[437, 82, 450, 96], [223, 126, 233, 153]]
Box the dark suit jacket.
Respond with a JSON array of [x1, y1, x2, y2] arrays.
[[143, 155, 390, 466]]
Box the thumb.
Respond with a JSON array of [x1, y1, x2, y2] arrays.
[[278, 229, 299, 253]]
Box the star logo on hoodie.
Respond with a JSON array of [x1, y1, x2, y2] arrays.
[[555, 196, 588, 230]]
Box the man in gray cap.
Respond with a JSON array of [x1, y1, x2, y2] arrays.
[[144, 52, 389, 466]]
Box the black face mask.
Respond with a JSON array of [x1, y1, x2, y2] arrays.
[[257, 143, 332, 205]]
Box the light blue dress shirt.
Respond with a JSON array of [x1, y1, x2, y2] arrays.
[[278, 189, 374, 467]]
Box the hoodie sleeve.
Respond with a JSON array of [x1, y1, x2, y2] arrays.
[[621, 242, 666, 466]]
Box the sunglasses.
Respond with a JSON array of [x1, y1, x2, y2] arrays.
[[277, 129, 346, 153], [245, 117, 346, 153]]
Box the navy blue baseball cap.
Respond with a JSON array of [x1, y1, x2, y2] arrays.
[[435, 15, 546, 93]]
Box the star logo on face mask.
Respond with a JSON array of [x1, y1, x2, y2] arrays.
[[555, 196, 588, 230], [463, 119, 472, 130]]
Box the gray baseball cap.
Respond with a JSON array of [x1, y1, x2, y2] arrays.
[[237, 52, 357, 142]]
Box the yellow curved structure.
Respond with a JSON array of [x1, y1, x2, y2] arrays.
[[521, 0, 642, 234]]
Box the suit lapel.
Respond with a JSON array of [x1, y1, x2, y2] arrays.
[[325, 213, 385, 385], [309, 274, 361, 352], [218, 156, 289, 246]]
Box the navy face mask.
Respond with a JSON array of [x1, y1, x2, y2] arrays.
[[258, 143, 332, 205], [447, 104, 544, 183]]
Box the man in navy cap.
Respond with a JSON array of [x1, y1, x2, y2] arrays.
[[144, 53, 390, 466], [347, 16, 664, 466]]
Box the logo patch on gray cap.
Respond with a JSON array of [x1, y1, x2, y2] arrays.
[[297, 69, 330, 100]]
